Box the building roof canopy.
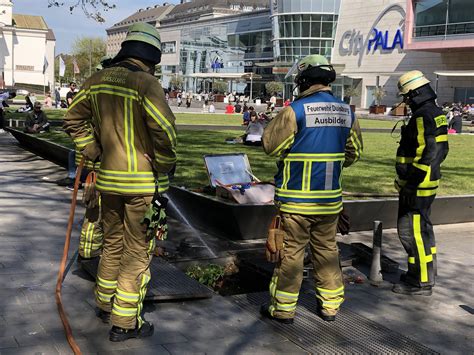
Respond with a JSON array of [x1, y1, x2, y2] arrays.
[[434, 70, 474, 77], [189, 72, 262, 80], [12, 14, 48, 30]]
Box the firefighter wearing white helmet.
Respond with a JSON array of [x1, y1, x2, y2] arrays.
[[260, 54, 363, 323], [64, 23, 176, 341], [393, 70, 449, 296]]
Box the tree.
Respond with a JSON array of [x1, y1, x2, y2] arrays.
[[265, 81, 284, 96], [374, 87, 386, 106], [71, 36, 107, 82], [344, 86, 361, 105], [48, 0, 116, 22], [213, 80, 228, 94], [169, 75, 184, 90]]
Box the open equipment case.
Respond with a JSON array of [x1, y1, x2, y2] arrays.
[[204, 153, 275, 205]]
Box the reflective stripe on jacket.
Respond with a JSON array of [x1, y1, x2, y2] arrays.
[[64, 58, 177, 196], [395, 101, 449, 197], [263, 86, 363, 215]]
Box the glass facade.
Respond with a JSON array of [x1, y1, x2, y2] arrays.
[[272, 0, 340, 64], [161, 11, 273, 92], [414, 0, 474, 37]]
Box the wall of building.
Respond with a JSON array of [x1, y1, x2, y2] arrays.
[[332, 0, 474, 107]]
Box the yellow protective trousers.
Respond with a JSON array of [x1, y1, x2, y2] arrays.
[[397, 194, 437, 287], [268, 213, 344, 319], [79, 200, 103, 259], [95, 193, 155, 329]]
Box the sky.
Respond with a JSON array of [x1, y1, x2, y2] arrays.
[[13, 0, 180, 54]]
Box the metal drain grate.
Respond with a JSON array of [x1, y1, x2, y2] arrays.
[[81, 257, 213, 301], [232, 292, 438, 354]]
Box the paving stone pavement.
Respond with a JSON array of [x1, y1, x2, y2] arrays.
[[1, 132, 473, 354]]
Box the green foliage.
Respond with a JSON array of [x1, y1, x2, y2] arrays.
[[169, 75, 184, 90], [265, 81, 283, 96], [186, 264, 225, 288], [374, 87, 386, 105], [72, 37, 107, 81], [213, 80, 228, 94]]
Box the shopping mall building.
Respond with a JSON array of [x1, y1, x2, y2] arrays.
[[107, 0, 474, 106], [333, 0, 474, 107]]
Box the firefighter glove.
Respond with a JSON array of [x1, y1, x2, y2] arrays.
[[141, 203, 168, 242], [82, 171, 99, 209], [400, 186, 417, 208], [81, 141, 102, 163], [265, 217, 286, 263]]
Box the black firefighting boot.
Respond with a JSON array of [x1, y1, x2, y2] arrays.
[[96, 308, 110, 323], [317, 307, 336, 322], [259, 304, 294, 324], [392, 282, 432, 296], [109, 321, 154, 342]]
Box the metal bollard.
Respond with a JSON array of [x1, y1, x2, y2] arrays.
[[15, 119, 19, 127], [369, 220, 383, 286], [9, 118, 12, 127]]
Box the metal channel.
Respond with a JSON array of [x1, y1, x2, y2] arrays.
[[232, 292, 438, 354]]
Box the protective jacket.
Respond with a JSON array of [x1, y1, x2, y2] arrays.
[[395, 100, 449, 197], [64, 58, 177, 195], [262, 86, 363, 215]]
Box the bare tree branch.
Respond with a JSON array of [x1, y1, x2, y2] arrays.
[[47, 0, 116, 23]]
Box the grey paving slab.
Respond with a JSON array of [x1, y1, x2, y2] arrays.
[[0, 336, 18, 350], [2, 131, 473, 354]]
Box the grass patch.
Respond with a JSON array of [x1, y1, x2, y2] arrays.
[[17, 126, 474, 196]]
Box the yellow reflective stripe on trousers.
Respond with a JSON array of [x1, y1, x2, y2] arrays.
[[413, 214, 429, 283], [82, 222, 94, 258], [408, 257, 415, 264], [115, 288, 140, 303], [96, 180, 156, 194], [97, 276, 117, 289], [274, 301, 297, 311], [414, 117, 425, 163], [137, 273, 151, 328], [279, 201, 343, 215], [316, 286, 344, 296], [96, 290, 113, 303], [431, 247, 437, 254], [436, 135, 448, 143], [143, 96, 177, 146], [316, 295, 343, 309], [269, 134, 295, 157], [112, 304, 138, 317], [412, 162, 430, 172], [269, 275, 278, 298], [276, 188, 342, 199], [275, 290, 299, 301]]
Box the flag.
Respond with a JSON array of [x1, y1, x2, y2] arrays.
[[59, 56, 65, 77], [73, 58, 80, 75], [42, 56, 49, 74]]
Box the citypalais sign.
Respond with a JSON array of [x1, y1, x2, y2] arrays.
[[338, 4, 406, 67]]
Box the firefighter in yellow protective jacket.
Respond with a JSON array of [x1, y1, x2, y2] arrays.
[[64, 23, 177, 341], [260, 55, 363, 324], [392, 71, 448, 296]]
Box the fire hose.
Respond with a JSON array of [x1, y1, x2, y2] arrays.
[[55, 157, 84, 355]]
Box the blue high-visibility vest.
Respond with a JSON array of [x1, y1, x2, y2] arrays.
[[275, 92, 354, 214]]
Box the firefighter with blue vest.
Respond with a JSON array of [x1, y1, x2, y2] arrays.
[[260, 55, 363, 323], [392, 71, 449, 296], [64, 23, 176, 341]]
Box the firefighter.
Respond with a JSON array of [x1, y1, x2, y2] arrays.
[[393, 71, 448, 296], [260, 55, 363, 323], [64, 23, 177, 341]]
